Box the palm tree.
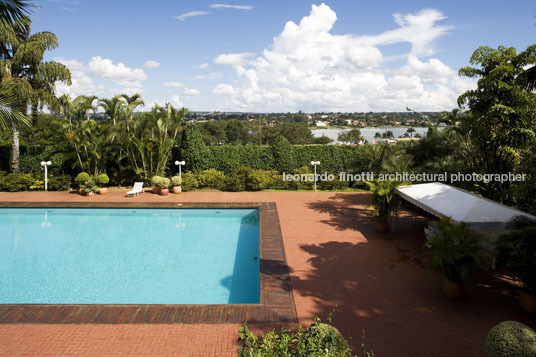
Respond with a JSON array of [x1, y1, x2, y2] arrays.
[[0, 0, 32, 132], [121, 93, 144, 123], [72, 95, 97, 121], [0, 0, 33, 25], [0, 16, 71, 172], [99, 95, 126, 126], [0, 91, 28, 128]]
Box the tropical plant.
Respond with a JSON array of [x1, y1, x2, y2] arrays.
[[0, 91, 28, 129], [363, 179, 405, 222], [81, 177, 98, 194], [0, 15, 71, 172], [237, 316, 358, 357], [458, 45, 536, 202], [125, 103, 186, 180], [66, 119, 110, 176], [425, 217, 490, 284], [496, 216, 536, 295], [98, 95, 126, 126]]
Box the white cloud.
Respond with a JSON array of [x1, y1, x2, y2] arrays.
[[163, 81, 184, 87], [171, 95, 184, 108], [213, 52, 255, 66], [88, 56, 147, 82], [175, 11, 210, 21], [213, 83, 236, 95], [191, 72, 223, 80], [144, 60, 160, 68], [184, 87, 201, 96], [55, 57, 145, 98], [199, 63, 209, 69], [210, 4, 253, 10], [211, 3, 475, 112]]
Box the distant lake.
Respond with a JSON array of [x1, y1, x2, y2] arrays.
[[312, 127, 429, 143]]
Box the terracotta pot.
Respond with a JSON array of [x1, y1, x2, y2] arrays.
[[98, 187, 108, 195], [153, 186, 160, 194], [375, 220, 389, 233], [159, 188, 169, 196], [519, 290, 536, 313], [172, 186, 182, 194], [442, 278, 465, 299]]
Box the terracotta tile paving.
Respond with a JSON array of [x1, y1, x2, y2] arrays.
[[1, 190, 535, 356]]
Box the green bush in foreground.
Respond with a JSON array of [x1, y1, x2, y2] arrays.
[[181, 172, 199, 192], [0, 173, 35, 192], [485, 321, 536, 357], [238, 316, 367, 357], [197, 168, 225, 189]]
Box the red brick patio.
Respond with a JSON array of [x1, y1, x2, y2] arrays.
[[0, 191, 534, 356]]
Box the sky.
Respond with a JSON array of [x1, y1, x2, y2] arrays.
[[32, 0, 536, 113]]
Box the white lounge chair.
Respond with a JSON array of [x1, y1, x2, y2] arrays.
[[126, 182, 144, 197]]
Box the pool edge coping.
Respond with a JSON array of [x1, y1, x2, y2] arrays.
[[0, 202, 298, 324]]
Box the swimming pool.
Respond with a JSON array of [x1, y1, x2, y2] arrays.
[[0, 208, 259, 304]]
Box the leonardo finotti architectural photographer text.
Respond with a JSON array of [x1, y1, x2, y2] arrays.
[[282, 171, 527, 184]]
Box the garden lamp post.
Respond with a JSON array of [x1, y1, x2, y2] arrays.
[[174, 160, 185, 179], [40, 161, 51, 191], [310, 161, 320, 191]]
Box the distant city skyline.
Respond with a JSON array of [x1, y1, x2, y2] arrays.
[[34, 0, 536, 113]]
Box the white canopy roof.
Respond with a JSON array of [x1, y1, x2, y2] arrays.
[[396, 182, 535, 228]]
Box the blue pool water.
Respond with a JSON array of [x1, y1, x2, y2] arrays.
[[0, 208, 260, 304]]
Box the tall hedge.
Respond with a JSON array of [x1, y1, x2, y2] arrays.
[[178, 125, 212, 172], [271, 135, 296, 173]]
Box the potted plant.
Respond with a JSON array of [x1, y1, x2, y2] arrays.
[[425, 217, 490, 299], [82, 177, 99, 196], [158, 177, 171, 196], [496, 216, 536, 313], [151, 176, 162, 194], [96, 173, 109, 195], [74, 172, 90, 195], [363, 179, 404, 232], [171, 175, 182, 194]]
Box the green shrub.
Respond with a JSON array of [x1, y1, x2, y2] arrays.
[[238, 316, 356, 357], [96, 173, 109, 186], [318, 172, 347, 191], [29, 178, 44, 190], [171, 175, 182, 186], [497, 216, 536, 295], [246, 170, 276, 191], [288, 166, 314, 190], [74, 172, 90, 186], [151, 176, 162, 187], [271, 135, 296, 173], [47, 175, 71, 191], [485, 321, 536, 357], [223, 166, 251, 192], [159, 177, 171, 189], [197, 169, 225, 189], [181, 172, 199, 192], [179, 125, 211, 172], [0, 173, 35, 191]]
